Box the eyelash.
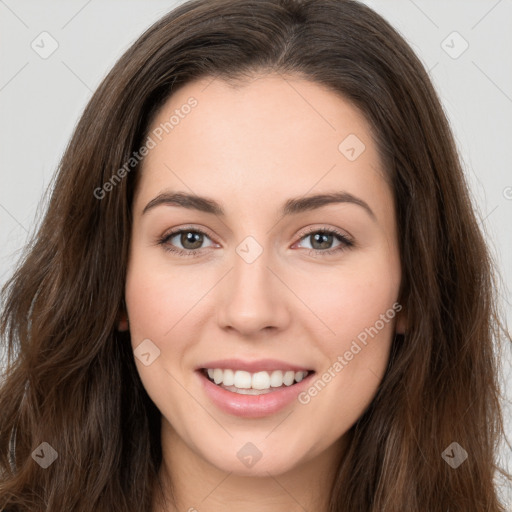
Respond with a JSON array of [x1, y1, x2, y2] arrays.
[[157, 225, 354, 258]]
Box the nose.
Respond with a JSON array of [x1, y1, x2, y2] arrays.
[[216, 246, 291, 337]]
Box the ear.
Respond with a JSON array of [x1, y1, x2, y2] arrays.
[[116, 309, 129, 332]]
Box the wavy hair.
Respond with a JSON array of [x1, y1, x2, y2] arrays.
[[1, 0, 510, 510]]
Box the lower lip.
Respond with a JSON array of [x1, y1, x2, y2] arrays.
[[196, 370, 315, 418]]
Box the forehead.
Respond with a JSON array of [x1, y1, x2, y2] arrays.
[[135, 73, 391, 221]]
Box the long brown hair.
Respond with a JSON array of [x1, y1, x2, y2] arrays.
[[1, 0, 510, 510]]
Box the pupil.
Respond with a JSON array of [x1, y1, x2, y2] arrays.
[[312, 232, 332, 250], [182, 231, 203, 250]]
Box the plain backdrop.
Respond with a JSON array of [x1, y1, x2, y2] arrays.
[[0, 0, 511, 504]]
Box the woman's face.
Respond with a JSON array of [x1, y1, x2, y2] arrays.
[[125, 73, 404, 476]]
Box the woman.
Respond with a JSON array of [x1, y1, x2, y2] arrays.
[[1, 0, 510, 510]]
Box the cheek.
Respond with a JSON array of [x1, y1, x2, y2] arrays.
[[124, 263, 204, 422], [124, 259, 200, 345], [292, 250, 400, 413], [293, 250, 400, 348], [123, 263, 199, 424]]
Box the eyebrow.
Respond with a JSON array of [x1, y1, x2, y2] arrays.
[[142, 190, 376, 221]]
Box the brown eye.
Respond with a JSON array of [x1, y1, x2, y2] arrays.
[[175, 230, 204, 250], [308, 232, 335, 250], [159, 228, 216, 256], [295, 228, 354, 255]]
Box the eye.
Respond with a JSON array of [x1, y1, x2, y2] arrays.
[[294, 227, 354, 256], [158, 227, 216, 257], [157, 225, 354, 258]]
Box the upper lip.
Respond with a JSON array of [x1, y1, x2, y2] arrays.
[[197, 358, 313, 373]]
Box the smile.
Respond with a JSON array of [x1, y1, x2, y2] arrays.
[[202, 368, 311, 394], [196, 359, 316, 418]]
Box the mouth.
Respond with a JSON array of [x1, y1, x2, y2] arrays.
[[200, 367, 314, 395], [196, 363, 316, 418]]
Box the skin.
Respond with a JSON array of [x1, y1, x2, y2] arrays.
[[121, 73, 406, 512]]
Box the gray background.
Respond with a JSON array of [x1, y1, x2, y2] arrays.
[[0, 0, 511, 504]]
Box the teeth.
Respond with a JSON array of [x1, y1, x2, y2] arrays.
[[222, 369, 235, 386], [269, 370, 283, 387], [252, 371, 270, 390], [283, 371, 295, 386], [233, 370, 252, 389], [213, 368, 223, 385], [204, 368, 309, 389]]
